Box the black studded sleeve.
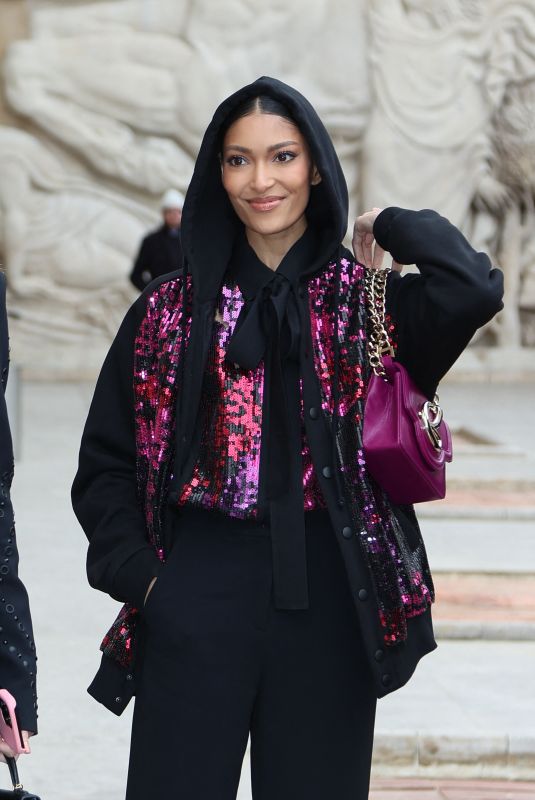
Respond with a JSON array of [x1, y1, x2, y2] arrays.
[[0, 273, 38, 734]]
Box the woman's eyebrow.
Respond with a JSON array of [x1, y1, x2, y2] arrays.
[[223, 140, 300, 154]]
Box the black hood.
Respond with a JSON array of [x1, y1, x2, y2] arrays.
[[180, 76, 349, 301]]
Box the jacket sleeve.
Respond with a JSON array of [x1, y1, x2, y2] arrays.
[[0, 274, 38, 734], [71, 295, 163, 609], [374, 207, 504, 398]]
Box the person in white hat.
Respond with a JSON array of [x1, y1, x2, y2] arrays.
[[129, 188, 185, 290]]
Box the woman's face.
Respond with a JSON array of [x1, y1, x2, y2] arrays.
[[221, 111, 320, 241]]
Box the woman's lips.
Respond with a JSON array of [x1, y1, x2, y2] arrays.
[[247, 196, 285, 212]]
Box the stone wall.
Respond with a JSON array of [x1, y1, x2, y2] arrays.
[[1, 0, 534, 377]]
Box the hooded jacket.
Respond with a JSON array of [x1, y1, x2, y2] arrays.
[[72, 77, 504, 715]]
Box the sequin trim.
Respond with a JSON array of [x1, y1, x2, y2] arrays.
[[308, 258, 434, 645], [178, 282, 325, 517], [178, 283, 264, 517], [101, 276, 191, 668]]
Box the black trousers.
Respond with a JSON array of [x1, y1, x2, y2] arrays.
[[126, 508, 376, 800]]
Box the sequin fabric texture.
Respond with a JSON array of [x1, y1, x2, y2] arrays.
[[178, 280, 325, 516], [308, 258, 434, 645], [101, 277, 191, 668], [178, 283, 263, 517]]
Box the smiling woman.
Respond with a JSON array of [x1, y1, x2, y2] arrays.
[[220, 96, 321, 268], [72, 76, 503, 800]]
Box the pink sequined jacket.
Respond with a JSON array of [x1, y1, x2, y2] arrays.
[[73, 207, 503, 715], [73, 69, 503, 716]]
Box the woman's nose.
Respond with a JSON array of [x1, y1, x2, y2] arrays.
[[250, 162, 274, 193]]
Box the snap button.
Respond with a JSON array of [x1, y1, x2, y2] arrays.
[[381, 674, 392, 687], [358, 589, 368, 601], [322, 466, 333, 479], [309, 407, 319, 420], [342, 526, 353, 539], [374, 649, 385, 662]]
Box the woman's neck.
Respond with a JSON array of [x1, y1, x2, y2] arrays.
[[246, 217, 307, 271]]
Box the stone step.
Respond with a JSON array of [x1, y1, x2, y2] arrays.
[[432, 573, 535, 641], [372, 640, 535, 781], [370, 731, 535, 781], [419, 518, 535, 574], [369, 777, 535, 799]]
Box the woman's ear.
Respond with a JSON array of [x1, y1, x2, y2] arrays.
[[310, 165, 322, 186]]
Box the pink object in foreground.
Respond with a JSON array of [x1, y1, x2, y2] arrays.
[[0, 688, 27, 755]]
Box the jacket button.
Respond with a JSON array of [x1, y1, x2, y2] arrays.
[[126, 673, 133, 681], [381, 674, 392, 688], [342, 526, 353, 539], [375, 649, 385, 662], [115, 696, 123, 704], [322, 466, 333, 479], [358, 589, 368, 601], [309, 407, 319, 420]]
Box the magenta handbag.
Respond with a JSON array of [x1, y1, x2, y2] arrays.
[[363, 268, 452, 504]]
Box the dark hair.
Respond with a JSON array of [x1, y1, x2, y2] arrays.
[[219, 94, 298, 150]]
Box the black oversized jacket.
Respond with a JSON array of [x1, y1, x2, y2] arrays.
[[74, 76, 505, 714], [73, 206, 504, 714], [0, 272, 38, 733]]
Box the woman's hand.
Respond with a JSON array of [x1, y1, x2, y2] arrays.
[[144, 576, 158, 607], [353, 208, 403, 272], [0, 730, 31, 761]]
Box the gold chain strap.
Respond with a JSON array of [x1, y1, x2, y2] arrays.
[[364, 268, 394, 378], [364, 268, 446, 451]]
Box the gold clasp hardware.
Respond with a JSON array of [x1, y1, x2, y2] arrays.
[[419, 398, 443, 450], [380, 342, 395, 357]]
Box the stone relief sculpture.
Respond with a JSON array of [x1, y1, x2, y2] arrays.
[[0, 126, 156, 370], [363, 0, 535, 347], [0, 0, 534, 372]]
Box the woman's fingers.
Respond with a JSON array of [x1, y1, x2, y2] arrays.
[[372, 243, 386, 270], [353, 221, 364, 264], [22, 731, 31, 754], [353, 208, 385, 268], [363, 232, 374, 267]]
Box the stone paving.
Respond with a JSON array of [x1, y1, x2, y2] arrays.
[[369, 779, 535, 798], [2, 377, 534, 800]]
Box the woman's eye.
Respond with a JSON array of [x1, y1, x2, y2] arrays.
[[226, 155, 247, 167], [274, 151, 296, 163]]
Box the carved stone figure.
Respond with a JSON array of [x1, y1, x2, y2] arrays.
[[363, 0, 535, 347], [0, 0, 534, 373], [0, 127, 156, 371]]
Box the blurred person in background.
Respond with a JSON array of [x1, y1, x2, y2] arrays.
[[0, 272, 37, 762], [72, 77, 503, 799], [129, 188, 184, 291]]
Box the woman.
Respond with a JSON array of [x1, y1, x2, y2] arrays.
[[0, 271, 37, 761], [72, 77, 503, 799]]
